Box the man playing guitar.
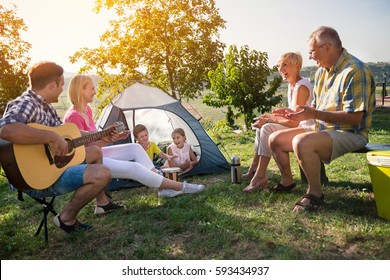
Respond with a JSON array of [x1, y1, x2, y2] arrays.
[[0, 61, 123, 233]]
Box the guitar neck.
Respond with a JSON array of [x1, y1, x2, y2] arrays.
[[72, 128, 114, 148]]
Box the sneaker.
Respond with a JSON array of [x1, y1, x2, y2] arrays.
[[182, 181, 205, 194], [158, 188, 183, 198], [94, 201, 124, 215], [53, 214, 93, 233]]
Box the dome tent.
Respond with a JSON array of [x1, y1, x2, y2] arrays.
[[96, 82, 230, 190]]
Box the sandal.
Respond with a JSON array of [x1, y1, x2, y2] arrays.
[[53, 214, 93, 233], [294, 193, 325, 212], [269, 182, 297, 193]]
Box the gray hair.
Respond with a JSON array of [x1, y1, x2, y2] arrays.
[[309, 26, 342, 49]]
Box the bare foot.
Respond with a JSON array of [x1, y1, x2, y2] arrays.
[[243, 177, 268, 193]]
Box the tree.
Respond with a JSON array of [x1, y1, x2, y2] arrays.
[[203, 45, 282, 128], [70, 0, 226, 107], [0, 4, 31, 114]]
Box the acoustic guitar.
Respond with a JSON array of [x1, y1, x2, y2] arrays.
[[0, 122, 125, 191]]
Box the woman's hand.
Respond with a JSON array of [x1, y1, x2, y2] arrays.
[[272, 108, 295, 118], [102, 125, 130, 143], [251, 117, 268, 129]]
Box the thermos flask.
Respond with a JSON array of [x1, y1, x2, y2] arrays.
[[231, 156, 242, 184]]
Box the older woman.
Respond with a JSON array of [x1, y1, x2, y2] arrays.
[[242, 52, 314, 193]]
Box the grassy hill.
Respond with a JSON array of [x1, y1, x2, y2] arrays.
[[300, 62, 390, 84]]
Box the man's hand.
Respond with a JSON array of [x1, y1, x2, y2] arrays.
[[48, 134, 69, 156], [286, 105, 316, 121]]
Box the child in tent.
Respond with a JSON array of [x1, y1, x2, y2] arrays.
[[163, 128, 198, 174], [133, 124, 176, 165]]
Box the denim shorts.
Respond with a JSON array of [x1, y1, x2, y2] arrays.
[[26, 164, 87, 198]]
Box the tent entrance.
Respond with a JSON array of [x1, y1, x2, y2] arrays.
[[124, 108, 201, 156]]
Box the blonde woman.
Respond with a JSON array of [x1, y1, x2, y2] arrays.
[[64, 75, 205, 198], [242, 52, 314, 193]]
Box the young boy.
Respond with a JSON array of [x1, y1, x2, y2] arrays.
[[133, 124, 176, 162]]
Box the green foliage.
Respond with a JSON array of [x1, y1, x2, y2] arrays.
[[367, 62, 390, 85], [225, 106, 235, 127], [71, 0, 226, 103], [0, 4, 31, 114], [204, 45, 282, 128]]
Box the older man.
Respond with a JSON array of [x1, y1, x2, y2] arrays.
[[269, 26, 376, 212]]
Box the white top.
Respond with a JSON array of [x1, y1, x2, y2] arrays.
[[287, 78, 315, 128], [168, 143, 192, 166]]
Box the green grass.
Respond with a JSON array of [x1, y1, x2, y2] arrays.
[[1, 109, 390, 260]]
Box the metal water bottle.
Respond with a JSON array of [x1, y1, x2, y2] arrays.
[[231, 156, 242, 184]]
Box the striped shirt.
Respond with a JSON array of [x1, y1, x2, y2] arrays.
[[0, 90, 62, 127], [312, 49, 376, 138]]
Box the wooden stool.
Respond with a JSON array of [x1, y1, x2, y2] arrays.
[[161, 167, 181, 181]]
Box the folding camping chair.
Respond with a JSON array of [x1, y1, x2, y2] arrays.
[[0, 166, 57, 243], [0, 140, 58, 242], [16, 189, 57, 242]]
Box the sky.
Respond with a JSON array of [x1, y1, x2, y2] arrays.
[[3, 0, 390, 73]]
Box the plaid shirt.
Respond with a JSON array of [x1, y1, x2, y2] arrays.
[[313, 49, 376, 138], [0, 90, 62, 127]]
